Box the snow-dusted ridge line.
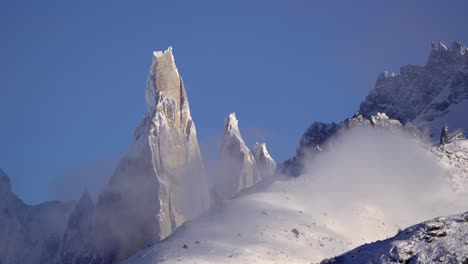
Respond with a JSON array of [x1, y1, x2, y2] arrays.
[[283, 40, 468, 177]]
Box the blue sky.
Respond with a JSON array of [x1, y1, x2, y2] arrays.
[[1, 0, 467, 204]]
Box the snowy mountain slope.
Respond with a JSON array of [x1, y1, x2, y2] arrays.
[[0, 169, 74, 264], [122, 128, 468, 264], [430, 133, 468, 193], [322, 212, 468, 264]]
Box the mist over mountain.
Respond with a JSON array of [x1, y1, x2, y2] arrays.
[[0, 41, 467, 264]]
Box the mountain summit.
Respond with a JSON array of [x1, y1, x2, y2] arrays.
[[90, 47, 210, 262]]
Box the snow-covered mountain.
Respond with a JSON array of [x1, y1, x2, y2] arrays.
[[429, 127, 468, 193], [85, 47, 211, 262], [360, 41, 468, 138], [122, 126, 468, 264], [322, 211, 468, 264], [283, 41, 468, 177], [280, 112, 417, 176], [1, 42, 466, 264], [0, 169, 74, 264]]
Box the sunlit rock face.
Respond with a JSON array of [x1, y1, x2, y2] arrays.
[[91, 47, 210, 262], [253, 142, 276, 180]]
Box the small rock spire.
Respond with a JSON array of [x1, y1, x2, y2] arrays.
[[440, 124, 450, 145]]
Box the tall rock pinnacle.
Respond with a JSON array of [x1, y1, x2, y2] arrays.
[[253, 142, 276, 179], [91, 47, 209, 262], [214, 113, 262, 200]]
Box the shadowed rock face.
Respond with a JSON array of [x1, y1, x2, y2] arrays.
[[359, 41, 468, 137], [280, 113, 413, 176], [0, 169, 74, 264], [282, 41, 468, 177], [90, 47, 210, 262]]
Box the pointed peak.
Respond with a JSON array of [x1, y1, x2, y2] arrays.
[[76, 188, 94, 208], [438, 41, 448, 51], [152, 46, 174, 61], [253, 142, 270, 158], [0, 168, 11, 193], [224, 112, 239, 133], [450, 41, 466, 55]]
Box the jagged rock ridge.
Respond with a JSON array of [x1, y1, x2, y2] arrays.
[[360, 41, 468, 138], [280, 112, 412, 176], [283, 41, 468, 176]]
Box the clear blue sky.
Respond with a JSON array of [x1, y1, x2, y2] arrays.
[[1, 0, 467, 204]]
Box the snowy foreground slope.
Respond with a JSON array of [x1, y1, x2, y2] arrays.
[[123, 128, 468, 264], [322, 212, 468, 264]]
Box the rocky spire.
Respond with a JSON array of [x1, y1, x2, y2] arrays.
[[253, 142, 276, 179], [440, 124, 450, 145], [214, 113, 261, 200], [90, 47, 209, 262]]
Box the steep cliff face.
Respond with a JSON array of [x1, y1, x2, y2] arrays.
[[0, 169, 73, 264], [214, 113, 261, 200], [360, 41, 468, 138], [91, 47, 210, 261]]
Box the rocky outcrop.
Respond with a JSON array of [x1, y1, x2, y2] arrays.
[[0, 169, 74, 264], [89, 47, 210, 262]]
